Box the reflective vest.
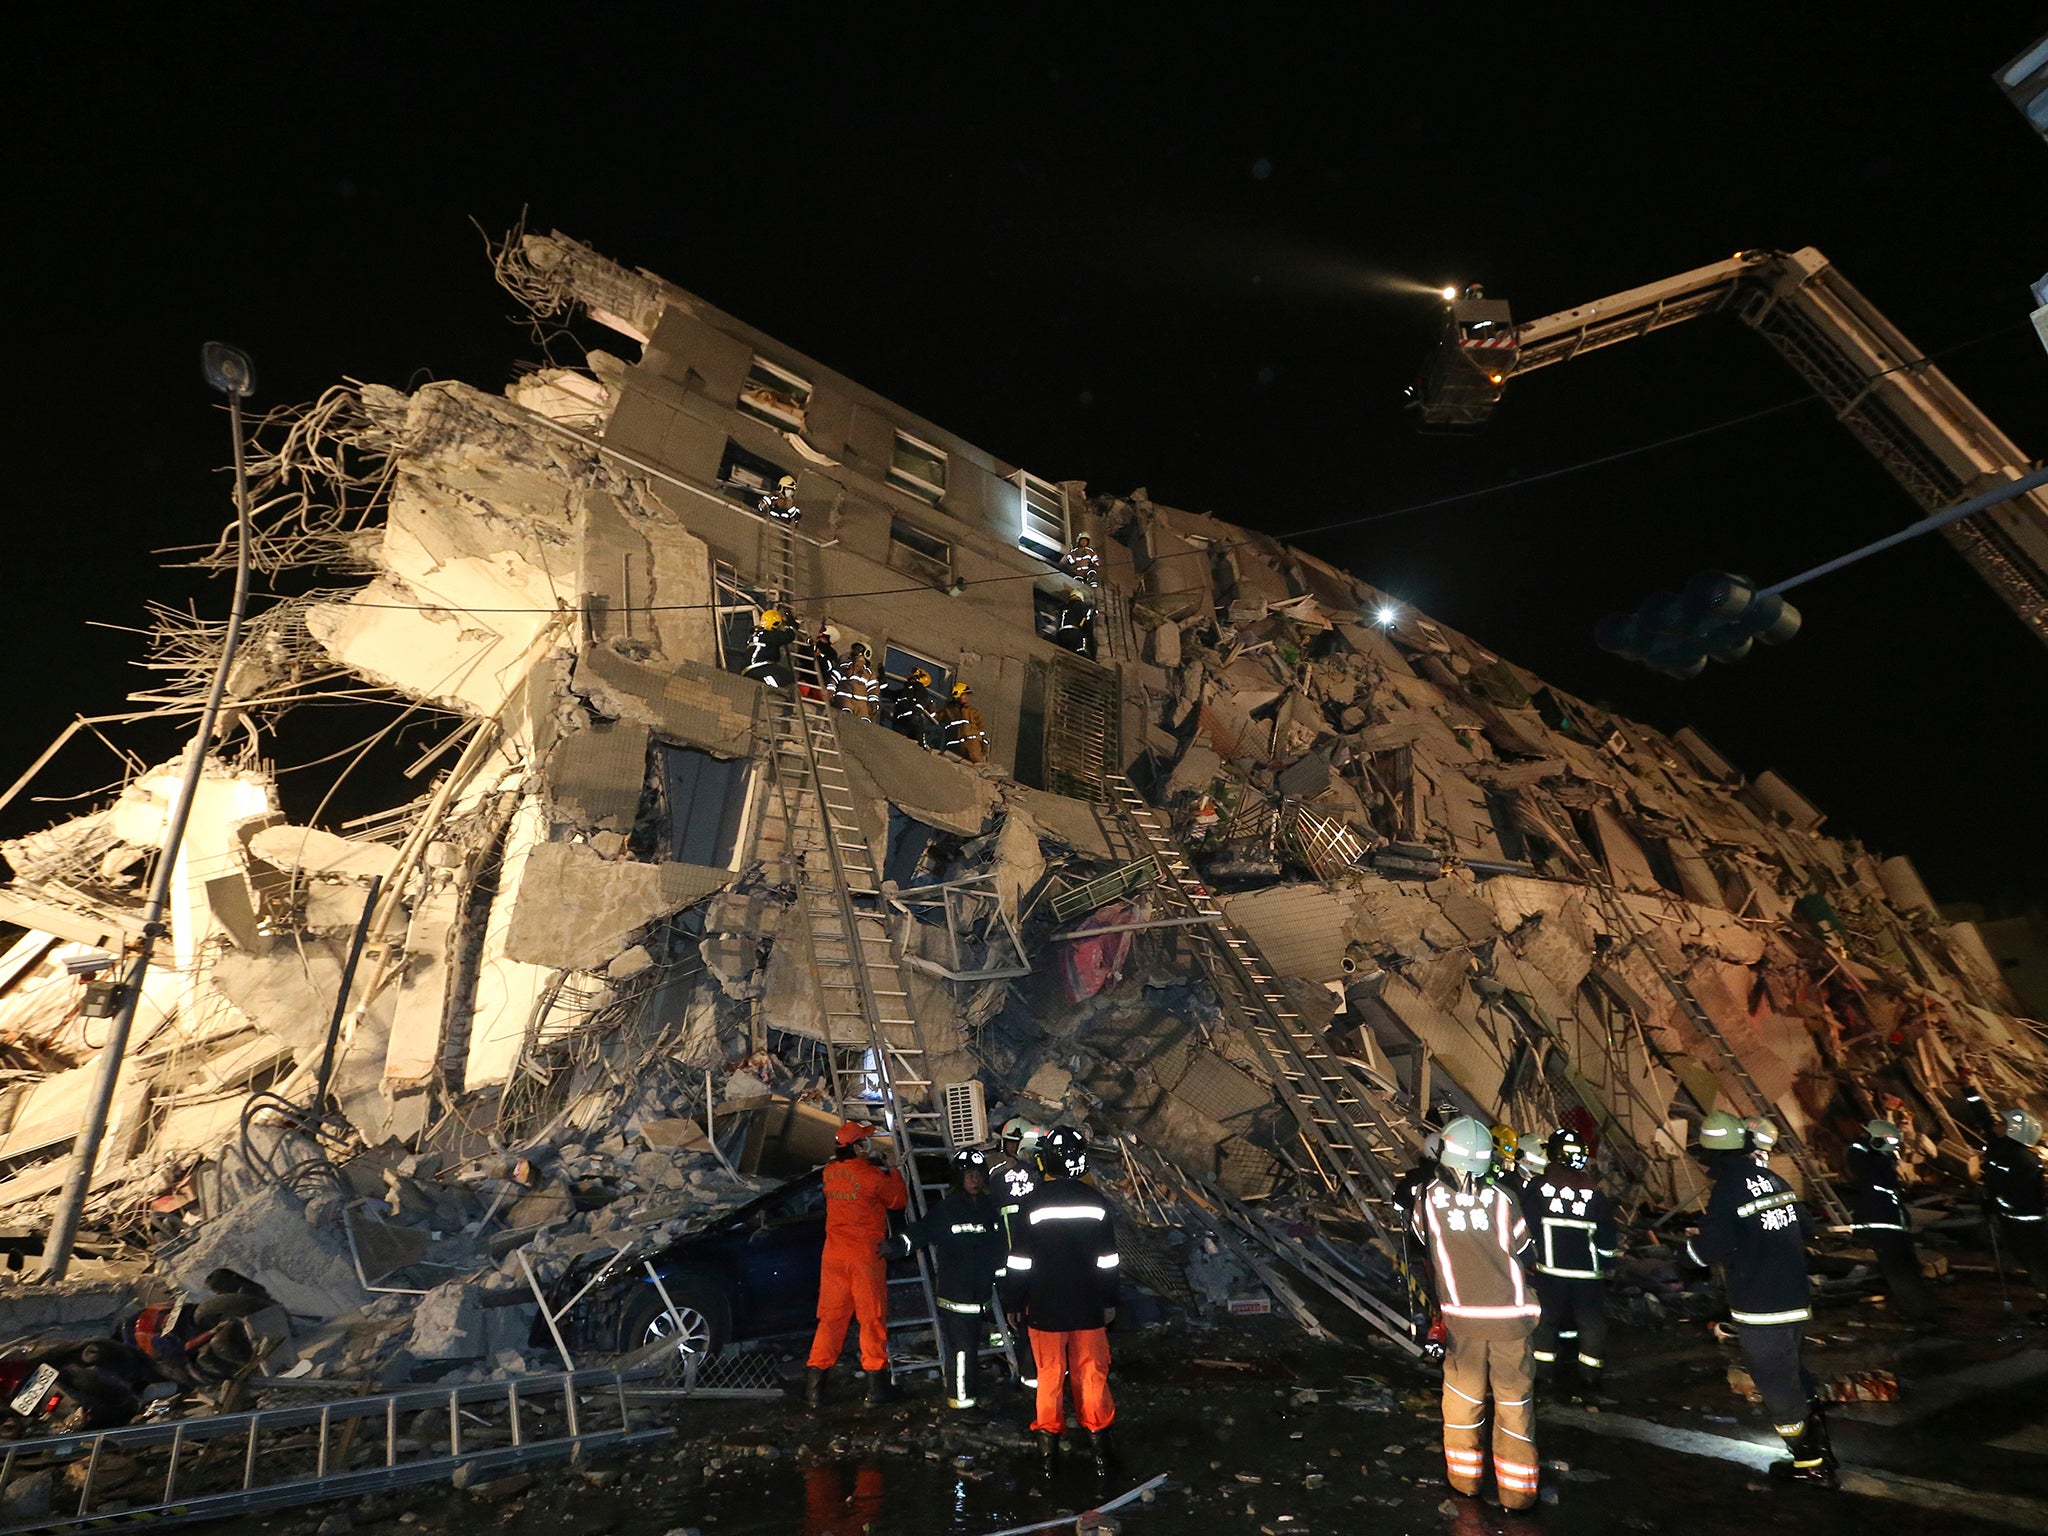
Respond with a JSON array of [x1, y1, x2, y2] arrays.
[[1521, 1172, 1618, 1279], [1412, 1174, 1538, 1321]]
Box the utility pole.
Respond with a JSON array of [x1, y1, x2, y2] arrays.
[[39, 343, 258, 1281]]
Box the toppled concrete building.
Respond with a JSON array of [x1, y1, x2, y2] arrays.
[[1, 228, 2041, 1330]]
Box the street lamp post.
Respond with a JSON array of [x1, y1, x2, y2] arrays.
[[38, 343, 259, 1281]]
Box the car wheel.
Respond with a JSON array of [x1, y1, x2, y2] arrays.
[[617, 1273, 731, 1361]]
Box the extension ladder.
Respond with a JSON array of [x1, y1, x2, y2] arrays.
[[1527, 791, 1851, 1227], [0, 1370, 666, 1536]]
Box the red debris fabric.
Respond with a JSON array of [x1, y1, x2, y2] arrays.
[[1061, 903, 1136, 1003]]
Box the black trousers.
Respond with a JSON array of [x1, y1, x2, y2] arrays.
[[1734, 1319, 1816, 1440], [1868, 1232, 1938, 1322], [937, 1305, 986, 1407], [1532, 1273, 1609, 1376], [1995, 1215, 2048, 1299]]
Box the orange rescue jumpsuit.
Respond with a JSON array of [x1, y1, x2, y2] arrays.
[[807, 1154, 908, 1373]]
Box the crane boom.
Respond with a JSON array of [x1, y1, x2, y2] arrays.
[[1415, 248, 2048, 644]]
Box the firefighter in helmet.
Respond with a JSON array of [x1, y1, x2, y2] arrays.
[[882, 666, 942, 748], [886, 1149, 1007, 1410], [1413, 1116, 1541, 1510], [1844, 1119, 1938, 1326], [834, 641, 880, 721], [759, 474, 801, 524], [1524, 1126, 1618, 1396], [1063, 534, 1101, 586], [939, 681, 990, 764], [744, 609, 798, 688], [1983, 1107, 2048, 1313]]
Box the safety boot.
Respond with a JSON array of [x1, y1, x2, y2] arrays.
[[1034, 1429, 1060, 1471], [1088, 1426, 1118, 1472], [1768, 1408, 1839, 1489], [803, 1366, 828, 1410], [863, 1369, 897, 1405]]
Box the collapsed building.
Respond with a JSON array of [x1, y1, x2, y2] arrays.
[[1, 229, 2042, 1355]]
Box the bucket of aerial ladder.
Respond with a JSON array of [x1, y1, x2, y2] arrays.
[[1411, 284, 1518, 430]]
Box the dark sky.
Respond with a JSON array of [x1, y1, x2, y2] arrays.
[[14, 6, 2048, 906]]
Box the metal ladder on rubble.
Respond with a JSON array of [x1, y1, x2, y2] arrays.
[[1038, 664, 1424, 1305], [1528, 792, 1852, 1227], [0, 1370, 666, 1536], [752, 523, 973, 1384]]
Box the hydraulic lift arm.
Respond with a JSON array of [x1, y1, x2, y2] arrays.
[[1416, 248, 2048, 644]]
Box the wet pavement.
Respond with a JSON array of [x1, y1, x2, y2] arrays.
[[212, 1274, 2046, 1536]]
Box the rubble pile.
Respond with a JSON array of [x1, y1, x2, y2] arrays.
[[0, 229, 2039, 1371]]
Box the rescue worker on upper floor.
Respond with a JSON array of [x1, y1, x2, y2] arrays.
[[1412, 1116, 1541, 1512], [1052, 590, 1095, 658], [939, 682, 990, 764], [1004, 1125, 1120, 1473], [1524, 1126, 1619, 1397], [805, 1121, 908, 1409], [1983, 1107, 2048, 1315], [887, 1149, 1008, 1412], [744, 608, 798, 688], [1843, 1119, 1939, 1327], [809, 623, 842, 699], [833, 641, 879, 721], [881, 666, 942, 748], [1062, 533, 1100, 586], [1686, 1111, 1835, 1488], [759, 474, 801, 524]]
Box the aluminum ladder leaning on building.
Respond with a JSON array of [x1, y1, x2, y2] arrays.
[[751, 522, 959, 1384], [0, 1369, 666, 1536], [1524, 789, 1852, 1229], [1040, 657, 1428, 1341]]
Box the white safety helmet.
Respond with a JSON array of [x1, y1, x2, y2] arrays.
[[2005, 1108, 2044, 1147], [1440, 1117, 1494, 1178]]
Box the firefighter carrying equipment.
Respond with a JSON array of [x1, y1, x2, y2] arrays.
[[807, 1145, 907, 1375], [1439, 1116, 1495, 1178], [888, 1177, 1006, 1409], [1003, 1153, 1120, 1435]]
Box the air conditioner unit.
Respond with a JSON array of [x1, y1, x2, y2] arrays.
[[941, 1081, 987, 1148]]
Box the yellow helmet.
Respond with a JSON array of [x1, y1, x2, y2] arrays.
[[950, 682, 971, 700], [1076, 533, 1093, 545], [909, 667, 931, 688], [776, 475, 796, 490], [1490, 1124, 1520, 1163], [760, 609, 788, 630]]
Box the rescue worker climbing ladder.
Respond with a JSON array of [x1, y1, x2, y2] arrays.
[[806, 1121, 909, 1407], [1524, 1126, 1618, 1394], [1413, 1116, 1541, 1511], [887, 1148, 1008, 1410], [1004, 1125, 1120, 1471], [745, 608, 798, 688]]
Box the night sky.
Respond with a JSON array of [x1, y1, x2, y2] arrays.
[[14, 7, 2048, 906]]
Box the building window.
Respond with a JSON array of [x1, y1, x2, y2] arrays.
[[718, 438, 789, 507], [737, 357, 812, 431], [1013, 470, 1069, 561], [889, 431, 948, 503], [653, 744, 751, 868], [888, 518, 953, 587], [883, 645, 951, 697]]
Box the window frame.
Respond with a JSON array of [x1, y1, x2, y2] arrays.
[[717, 438, 792, 508], [888, 429, 950, 504], [736, 356, 813, 431], [887, 517, 954, 588], [1012, 469, 1070, 561]]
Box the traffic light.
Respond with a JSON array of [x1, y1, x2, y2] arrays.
[[1594, 570, 1801, 678]]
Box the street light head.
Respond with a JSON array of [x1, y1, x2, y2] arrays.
[[201, 341, 256, 398], [1439, 285, 1458, 302], [1375, 605, 1399, 626]]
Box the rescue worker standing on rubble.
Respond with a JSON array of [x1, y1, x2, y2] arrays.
[[1525, 1127, 1619, 1397], [806, 1121, 909, 1408], [1844, 1119, 1939, 1327], [744, 609, 798, 688], [1983, 1107, 2048, 1314], [834, 641, 879, 721], [1686, 1111, 1836, 1487], [1004, 1125, 1120, 1471], [887, 1149, 1007, 1411], [882, 666, 942, 748], [939, 682, 990, 764], [1413, 1116, 1541, 1511], [994, 1119, 1046, 1388]]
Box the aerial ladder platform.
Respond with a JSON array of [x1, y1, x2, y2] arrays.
[[1416, 248, 2048, 645]]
